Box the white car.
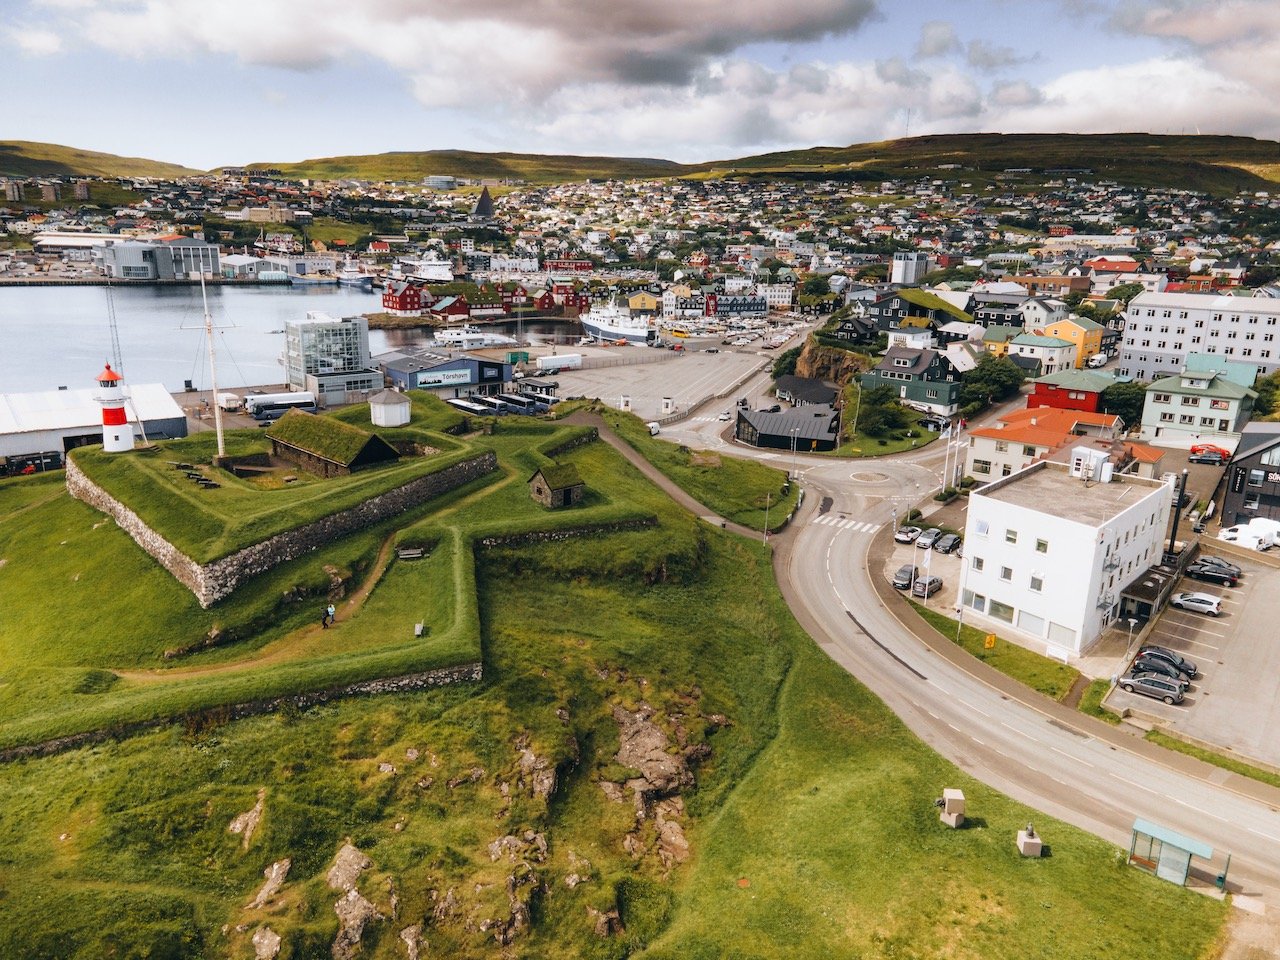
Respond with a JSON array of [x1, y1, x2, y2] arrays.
[[1169, 592, 1222, 617], [894, 525, 922, 544], [717, 411, 732, 421]]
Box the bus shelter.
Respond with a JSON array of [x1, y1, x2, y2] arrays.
[[1129, 818, 1219, 887]]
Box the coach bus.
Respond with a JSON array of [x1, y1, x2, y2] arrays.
[[244, 391, 318, 421]]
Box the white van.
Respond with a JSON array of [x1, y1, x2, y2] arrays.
[[1086, 353, 1108, 369], [647, 422, 661, 436], [1219, 525, 1275, 550]]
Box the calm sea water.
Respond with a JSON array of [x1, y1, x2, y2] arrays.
[[0, 285, 576, 394]]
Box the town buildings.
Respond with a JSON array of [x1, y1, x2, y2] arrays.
[[1121, 292, 1280, 381], [283, 312, 380, 405], [1138, 353, 1258, 449], [961, 454, 1172, 656]]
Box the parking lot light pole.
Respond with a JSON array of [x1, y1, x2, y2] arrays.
[[1126, 617, 1139, 657], [790, 427, 800, 478]]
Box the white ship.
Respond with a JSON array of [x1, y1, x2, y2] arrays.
[[579, 302, 656, 344], [433, 325, 518, 349]]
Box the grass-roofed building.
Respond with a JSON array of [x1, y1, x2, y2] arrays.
[[529, 462, 584, 508], [266, 409, 400, 478], [866, 287, 975, 335]]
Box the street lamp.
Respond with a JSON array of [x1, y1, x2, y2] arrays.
[[1125, 617, 1139, 656], [763, 492, 771, 545], [790, 426, 800, 479]]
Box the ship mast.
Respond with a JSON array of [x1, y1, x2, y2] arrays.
[[198, 271, 226, 458]]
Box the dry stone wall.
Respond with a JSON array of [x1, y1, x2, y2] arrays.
[[66, 452, 498, 607]]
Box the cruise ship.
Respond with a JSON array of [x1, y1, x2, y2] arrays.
[[433, 325, 518, 349], [578, 302, 656, 344]]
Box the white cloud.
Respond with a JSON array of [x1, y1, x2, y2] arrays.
[[8, 27, 63, 55], [916, 20, 959, 58]]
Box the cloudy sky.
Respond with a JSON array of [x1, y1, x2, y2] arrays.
[[5, 0, 1279, 170]]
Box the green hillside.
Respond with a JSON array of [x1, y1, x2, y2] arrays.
[[691, 132, 1280, 194], [0, 140, 201, 179], [243, 148, 686, 184]]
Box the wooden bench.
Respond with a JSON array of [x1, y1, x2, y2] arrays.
[[397, 547, 426, 561]]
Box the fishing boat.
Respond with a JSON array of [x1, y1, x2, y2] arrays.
[[578, 302, 656, 345], [336, 266, 373, 290]]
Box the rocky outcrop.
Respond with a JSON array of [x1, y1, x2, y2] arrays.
[[251, 926, 281, 959], [327, 843, 372, 892], [66, 451, 498, 607], [613, 704, 694, 815], [794, 336, 868, 385], [514, 737, 557, 800], [248, 859, 291, 909], [228, 788, 266, 849], [333, 889, 382, 960]]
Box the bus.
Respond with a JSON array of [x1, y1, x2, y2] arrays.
[[497, 393, 544, 414], [467, 395, 511, 415], [445, 398, 491, 417], [244, 391, 317, 421]]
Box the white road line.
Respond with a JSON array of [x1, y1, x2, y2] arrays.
[[947, 722, 961, 733], [1001, 721, 1041, 744], [1112, 773, 1163, 796], [959, 700, 990, 719], [1247, 827, 1280, 844], [971, 738, 985, 747], [1051, 746, 1093, 767], [1174, 638, 1220, 650], [1171, 797, 1230, 823]]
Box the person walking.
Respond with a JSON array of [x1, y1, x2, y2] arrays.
[[321, 605, 330, 629], [326, 603, 336, 627]]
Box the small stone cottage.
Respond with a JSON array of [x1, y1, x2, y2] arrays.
[[528, 463, 584, 508], [265, 409, 400, 478]]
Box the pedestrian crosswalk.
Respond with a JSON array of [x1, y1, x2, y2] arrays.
[[811, 515, 881, 533]]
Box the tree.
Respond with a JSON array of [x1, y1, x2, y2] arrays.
[[1245, 264, 1279, 288], [1100, 380, 1148, 430], [1253, 371, 1280, 419], [959, 355, 1024, 410], [772, 346, 803, 380], [802, 275, 830, 296], [1104, 282, 1146, 305], [856, 384, 908, 436]]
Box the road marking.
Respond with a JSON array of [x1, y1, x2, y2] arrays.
[[1112, 774, 1163, 796], [1001, 721, 1041, 744], [959, 700, 989, 719], [1172, 797, 1230, 823], [1247, 827, 1280, 844], [1051, 746, 1094, 767], [947, 722, 962, 733]]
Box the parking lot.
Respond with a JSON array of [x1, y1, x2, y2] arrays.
[[553, 344, 773, 421], [881, 526, 967, 613], [1107, 554, 1280, 768]]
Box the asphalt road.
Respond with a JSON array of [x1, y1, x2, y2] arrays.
[[629, 373, 1280, 908]]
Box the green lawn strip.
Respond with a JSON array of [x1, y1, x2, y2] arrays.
[[596, 407, 799, 531], [1146, 730, 1280, 790], [908, 600, 1079, 701], [70, 425, 478, 563], [824, 381, 942, 458], [1079, 679, 1123, 725]]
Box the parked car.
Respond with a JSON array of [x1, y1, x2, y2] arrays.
[[933, 533, 962, 554], [1195, 555, 1242, 578], [1133, 655, 1194, 685], [915, 528, 944, 549], [1138, 645, 1199, 680], [1190, 442, 1231, 459], [1188, 450, 1227, 465], [1185, 561, 1238, 586], [911, 575, 943, 598], [892, 564, 920, 590], [894, 525, 922, 544], [1120, 670, 1186, 705], [1169, 592, 1222, 617]]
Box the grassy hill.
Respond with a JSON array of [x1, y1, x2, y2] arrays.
[[242, 149, 686, 184], [0, 140, 201, 179], [689, 132, 1280, 194]]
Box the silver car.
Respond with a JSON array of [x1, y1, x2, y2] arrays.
[[1169, 592, 1222, 617], [1120, 671, 1185, 705]]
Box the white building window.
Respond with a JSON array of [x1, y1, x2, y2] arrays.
[[972, 556, 984, 571], [1035, 539, 1048, 553], [1000, 566, 1013, 581], [1030, 575, 1044, 592], [989, 599, 1015, 623], [1005, 529, 1017, 544]]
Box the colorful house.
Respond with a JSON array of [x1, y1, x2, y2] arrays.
[[1040, 316, 1105, 368]]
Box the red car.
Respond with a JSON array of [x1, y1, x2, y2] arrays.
[[1190, 443, 1231, 459]]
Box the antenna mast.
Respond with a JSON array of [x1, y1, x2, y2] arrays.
[[199, 272, 227, 458]]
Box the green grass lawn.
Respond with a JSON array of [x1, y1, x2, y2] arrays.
[[909, 601, 1080, 701], [825, 382, 942, 458], [597, 407, 800, 531], [0, 512, 1226, 958]]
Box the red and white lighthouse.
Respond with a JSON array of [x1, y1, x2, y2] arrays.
[[94, 363, 134, 453]]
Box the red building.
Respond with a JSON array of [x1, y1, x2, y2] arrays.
[[429, 295, 471, 319], [544, 259, 593, 273], [1026, 369, 1116, 414], [382, 280, 430, 316]]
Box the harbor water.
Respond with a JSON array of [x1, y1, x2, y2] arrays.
[[0, 285, 578, 394]]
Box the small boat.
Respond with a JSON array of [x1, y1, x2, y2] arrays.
[[289, 273, 338, 286], [337, 267, 373, 290]]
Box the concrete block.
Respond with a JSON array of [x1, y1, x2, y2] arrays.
[[1017, 829, 1043, 857], [940, 810, 965, 829], [942, 788, 966, 817]]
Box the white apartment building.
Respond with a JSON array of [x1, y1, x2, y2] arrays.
[[756, 283, 795, 309], [961, 453, 1172, 657], [1121, 291, 1280, 381], [890, 251, 931, 285]]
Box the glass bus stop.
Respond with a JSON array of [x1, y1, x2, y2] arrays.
[[1129, 817, 1228, 889]]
